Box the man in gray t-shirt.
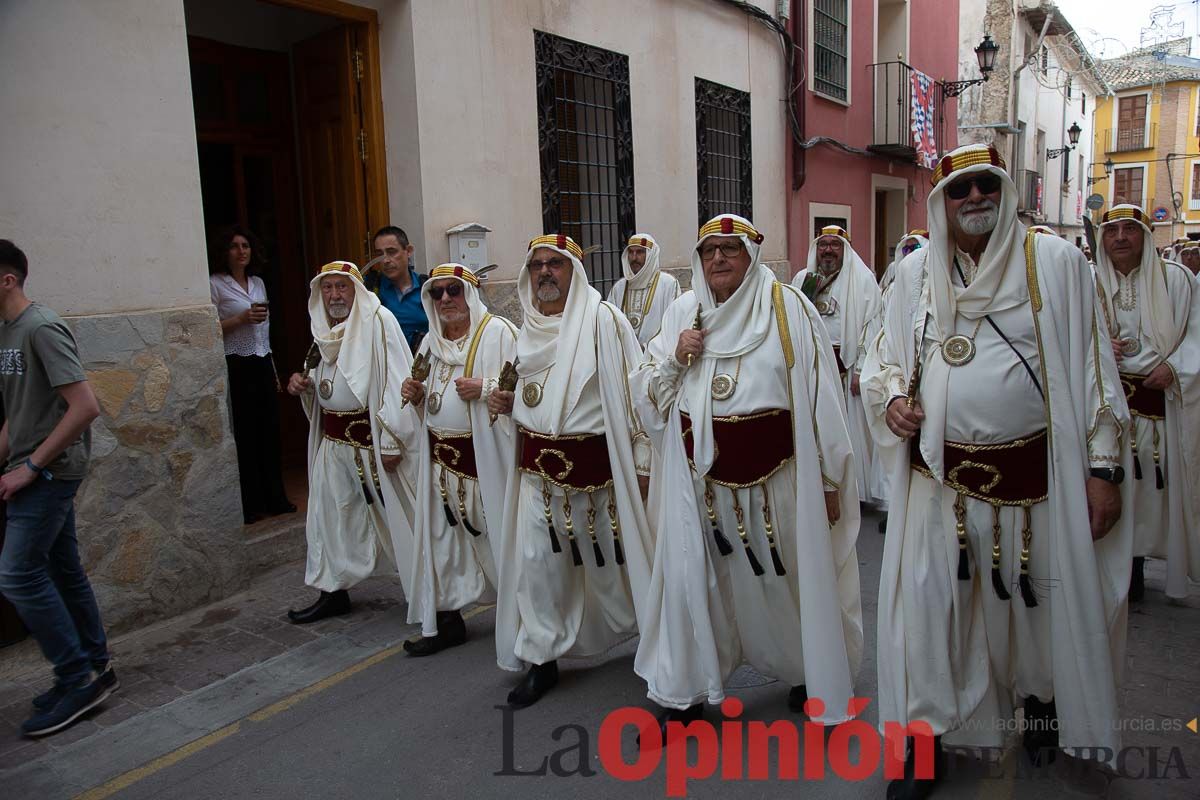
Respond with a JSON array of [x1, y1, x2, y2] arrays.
[[0, 241, 116, 738]]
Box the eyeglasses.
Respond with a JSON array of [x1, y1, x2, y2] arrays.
[[429, 284, 463, 301], [528, 257, 568, 272], [901, 242, 922, 255], [945, 173, 1002, 200], [698, 242, 745, 261]]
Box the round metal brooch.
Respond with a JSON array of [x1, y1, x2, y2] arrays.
[[318, 378, 333, 399], [627, 313, 642, 330], [710, 374, 736, 401], [522, 382, 543, 407], [427, 392, 442, 414], [941, 334, 977, 366], [1120, 337, 1142, 357]]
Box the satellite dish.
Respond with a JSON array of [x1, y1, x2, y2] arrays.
[[1086, 194, 1105, 210]]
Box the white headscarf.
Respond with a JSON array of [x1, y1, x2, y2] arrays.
[[620, 233, 662, 292], [881, 230, 929, 292], [1093, 204, 1188, 358], [516, 234, 601, 430], [687, 214, 775, 476], [420, 263, 489, 367], [308, 261, 384, 406], [803, 226, 878, 367]]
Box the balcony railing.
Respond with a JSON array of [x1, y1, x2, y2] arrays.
[[1103, 124, 1157, 154], [1017, 169, 1043, 215], [867, 61, 917, 160]]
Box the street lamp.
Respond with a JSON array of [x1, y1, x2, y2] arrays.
[[1047, 122, 1082, 159], [941, 35, 1000, 97], [1088, 158, 1114, 187]]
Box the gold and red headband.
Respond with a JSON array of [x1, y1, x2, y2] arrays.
[[626, 235, 656, 249], [697, 216, 764, 244], [528, 234, 584, 261], [907, 228, 929, 238], [318, 261, 363, 283], [1101, 207, 1153, 228], [429, 264, 480, 287], [817, 225, 851, 243], [931, 146, 1006, 186]]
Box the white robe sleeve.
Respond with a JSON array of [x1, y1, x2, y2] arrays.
[[373, 312, 419, 459]]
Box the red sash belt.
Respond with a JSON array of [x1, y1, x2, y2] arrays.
[[909, 430, 1049, 505], [1119, 372, 1166, 420], [430, 430, 478, 480], [518, 428, 612, 491], [322, 409, 373, 448], [681, 409, 795, 488]]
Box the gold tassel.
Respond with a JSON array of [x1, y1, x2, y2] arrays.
[[704, 481, 734, 556], [732, 492, 764, 576], [563, 492, 583, 566], [989, 503, 1010, 600], [761, 485, 786, 576], [439, 469, 457, 526], [1018, 505, 1038, 608], [954, 493, 970, 580], [587, 493, 604, 567], [541, 480, 562, 554], [607, 494, 625, 565]]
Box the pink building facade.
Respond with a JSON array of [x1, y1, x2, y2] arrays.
[[786, 0, 962, 275]]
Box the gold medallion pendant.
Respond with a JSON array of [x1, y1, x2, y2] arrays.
[[710, 374, 737, 401], [1120, 337, 1142, 357], [941, 335, 976, 366], [522, 382, 543, 407], [627, 313, 642, 330], [318, 378, 333, 399], [815, 299, 831, 316], [427, 392, 442, 414]]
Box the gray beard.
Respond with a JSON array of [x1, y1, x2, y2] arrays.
[[536, 283, 561, 303], [957, 204, 998, 235], [327, 303, 350, 320]]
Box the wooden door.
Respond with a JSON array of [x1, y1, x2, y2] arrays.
[[1117, 95, 1147, 150], [294, 25, 371, 269]]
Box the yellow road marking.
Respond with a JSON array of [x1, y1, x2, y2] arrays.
[[71, 604, 497, 799]]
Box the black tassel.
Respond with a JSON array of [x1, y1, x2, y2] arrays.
[[592, 539, 605, 568], [1133, 453, 1143, 480], [770, 544, 787, 576], [547, 523, 562, 554], [568, 535, 584, 566], [613, 536, 625, 565], [1155, 464, 1164, 490], [744, 544, 765, 576], [442, 502, 458, 527], [463, 517, 483, 537], [376, 488, 386, 507], [1019, 573, 1039, 607], [712, 526, 734, 556], [991, 566, 1012, 600], [361, 481, 374, 506], [957, 546, 970, 581]]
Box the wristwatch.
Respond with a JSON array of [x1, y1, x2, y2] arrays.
[[1089, 466, 1125, 485]]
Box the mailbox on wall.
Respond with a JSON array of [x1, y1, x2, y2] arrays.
[[445, 223, 491, 271]]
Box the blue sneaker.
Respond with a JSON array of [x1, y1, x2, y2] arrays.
[[32, 663, 118, 710], [21, 678, 109, 737]]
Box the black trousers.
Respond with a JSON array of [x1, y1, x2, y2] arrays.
[[225, 354, 290, 518]]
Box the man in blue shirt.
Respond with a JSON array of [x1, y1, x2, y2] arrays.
[[370, 226, 428, 353]]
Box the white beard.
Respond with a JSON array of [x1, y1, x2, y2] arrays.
[[957, 203, 998, 235], [536, 283, 562, 303], [327, 303, 350, 320]]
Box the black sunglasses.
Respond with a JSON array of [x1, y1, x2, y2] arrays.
[[429, 284, 463, 301], [945, 173, 1002, 200]]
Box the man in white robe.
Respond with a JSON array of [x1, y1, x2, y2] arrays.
[[285, 262, 421, 624], [630, 214, 862, 737], [401, 264, 518, 655], [486, 234, 654, 708], [872, 230, 929, 520], [861, 145, 1131, 798], [1178, 240, 1200, 278], [792, 226, 883, 504], [608, 233, 681, 348], [1093, 205, 1200, 602]]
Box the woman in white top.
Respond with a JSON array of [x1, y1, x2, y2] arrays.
[[209, 226, 294, 524]]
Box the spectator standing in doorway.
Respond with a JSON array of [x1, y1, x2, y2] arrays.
[[209, 226, 295, 525], [0, 240, 117, 738], [371, 226, 428, 353]]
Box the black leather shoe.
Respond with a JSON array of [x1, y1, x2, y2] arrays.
[[886, 735, 944, 800], [638, 703, 704, 749], [1129, 557, 1145, 603], [287, 590, 351, 624], [787, 684, 809, 713], [506, 661, 558, 708], [403, 610, 467, 657], [1023, 696, 1058, 767]]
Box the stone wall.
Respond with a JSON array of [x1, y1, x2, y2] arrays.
[[65, 305, 299, 635]]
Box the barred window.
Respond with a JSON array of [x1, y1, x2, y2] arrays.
[[813, 0, 849, 101], [534, 31, 635, 295], [695, 78, 752, 228]]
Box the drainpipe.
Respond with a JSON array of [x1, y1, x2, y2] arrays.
[[792, 1, 805, 191]]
